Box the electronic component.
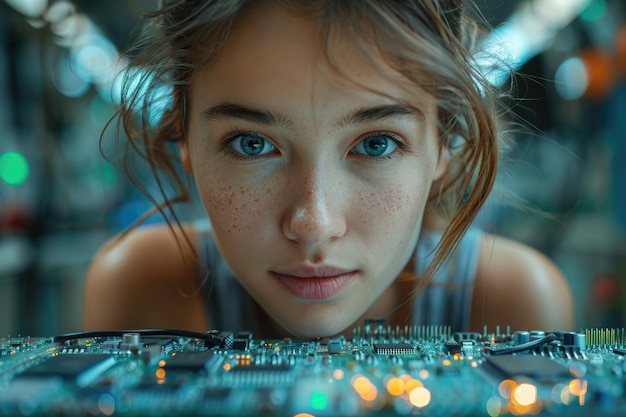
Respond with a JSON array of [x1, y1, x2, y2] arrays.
[[2, 325, 626, 416]]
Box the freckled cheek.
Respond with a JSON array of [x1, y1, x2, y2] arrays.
[[355, 185, 424, 239], [200, 181, 276, 235]]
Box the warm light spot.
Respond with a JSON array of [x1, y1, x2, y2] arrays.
[[386, 377, 405, 397], [569, 379, 587, 397], [418, 370, 430, 380], [442, 359, 452, 366], [560, 385, 572, 405], [569, 379, 587, 406], [223, 363, 232, 371], [158, 360, 166, 367], [512, 383, 537, 406], [352, 375, 378, 402], [332, 369, 344, 380], [293, 414, 315, 417], [486, 397, 501, 417], [404, 378, 424, 394], [408, 386, 431, 408], [471, 361, 478, 368], [360, 387, 378, 402], [498, 379, 517, 399], [155, 368, 166, 379]]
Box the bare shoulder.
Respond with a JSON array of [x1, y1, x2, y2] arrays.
[[82, 223, 209, 332], [470, 233, 574, 333]]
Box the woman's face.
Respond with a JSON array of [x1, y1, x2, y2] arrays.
[[182, 3, 447, 337]]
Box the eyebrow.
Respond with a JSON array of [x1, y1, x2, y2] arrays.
[[202, 103, 293, 128], [338, 104, 425, 127], [201, 103, 424, 128]]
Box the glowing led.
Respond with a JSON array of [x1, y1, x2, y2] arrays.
[[512, 383, 537, 406], [332, 369, 344, 380], [352, 375, 378, 402], [404, 378, 424, 395], [155, 368, 166, 379], [418, 370, 430, 380], [223, 363, 231, 371], [386, 377, 405, 397], [408, 386, 431, 408], [158, 360, 166, 367], [442, 359, 451, 366], [569, 378, 587, 405], [310, 391, 328, 411], [498, 379, 517, 399], [0, 152, 29, 185]]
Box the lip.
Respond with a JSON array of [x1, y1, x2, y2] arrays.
[[270, 265, 357, 300]]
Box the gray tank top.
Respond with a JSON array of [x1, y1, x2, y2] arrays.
[[196, 224, 482, 332]]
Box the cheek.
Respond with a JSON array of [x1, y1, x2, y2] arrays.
[[200, 179, 274, 235], [355, 182, 425, 240]]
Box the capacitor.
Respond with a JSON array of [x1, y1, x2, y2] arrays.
[[513, 331, 530, 345], [122, 332, 140, 347], [530, 330, 545, 341]]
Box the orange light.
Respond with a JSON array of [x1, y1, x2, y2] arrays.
[[332, 369, 344, 380], [408, 386, 431, 408], [512, 383, 537, 406], [155, 368, 166, 379], [352, 375, 378, 402], [158, 360, 166, 367], [498, 379, 517, 399], [386, 377, 405, 397], [404, 378, 424, 394], [223, 363, 232, 371]]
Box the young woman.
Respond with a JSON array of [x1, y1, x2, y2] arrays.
[[83, 0, 573, 338]]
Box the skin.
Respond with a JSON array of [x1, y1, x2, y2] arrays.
[[83, 3, 574, 337]]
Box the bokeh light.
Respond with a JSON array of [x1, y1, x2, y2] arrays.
[[0, 152, 30, 186]]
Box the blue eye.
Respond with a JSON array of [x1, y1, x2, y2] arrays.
[[351, 134, 399, 157], [226, 133, 276, 157]]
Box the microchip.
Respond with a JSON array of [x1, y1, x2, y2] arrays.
[[373, 343, 415, 355], [484, 355, 570, 380], [232, 339, 249, 350], [161, 351, 218, 371], [328, 340, 342, 354], [17, 354, 115, 386]]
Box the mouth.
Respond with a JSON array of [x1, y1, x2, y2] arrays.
[[270, 266, 358, 300]]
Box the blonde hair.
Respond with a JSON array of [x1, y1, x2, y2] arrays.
[[108, 0, 500, 291]]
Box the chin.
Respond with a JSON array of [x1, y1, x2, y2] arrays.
[[279, 314, 355, 339]]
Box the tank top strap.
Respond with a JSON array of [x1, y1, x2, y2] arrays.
[[411, 227, 483, 331], [196, 223, 255, 331]]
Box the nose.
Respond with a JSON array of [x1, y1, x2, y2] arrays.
[[282, 165, 347, 247]]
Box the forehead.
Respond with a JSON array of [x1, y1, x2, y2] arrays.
[[189, 2, 435, 117]]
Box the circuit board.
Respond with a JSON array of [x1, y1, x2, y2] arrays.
[[1, 321, 625, 416]]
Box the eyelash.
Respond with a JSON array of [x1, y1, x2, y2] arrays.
[[219, 130, 278, 161], [351, 131, 408, 161], [218, 130, 408, 161]]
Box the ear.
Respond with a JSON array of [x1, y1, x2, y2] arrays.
[[178, 140, 193, 175], [433, 143, 450, 182]]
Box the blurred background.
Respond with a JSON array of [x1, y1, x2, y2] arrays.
[[0, 0, 624, 337]]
